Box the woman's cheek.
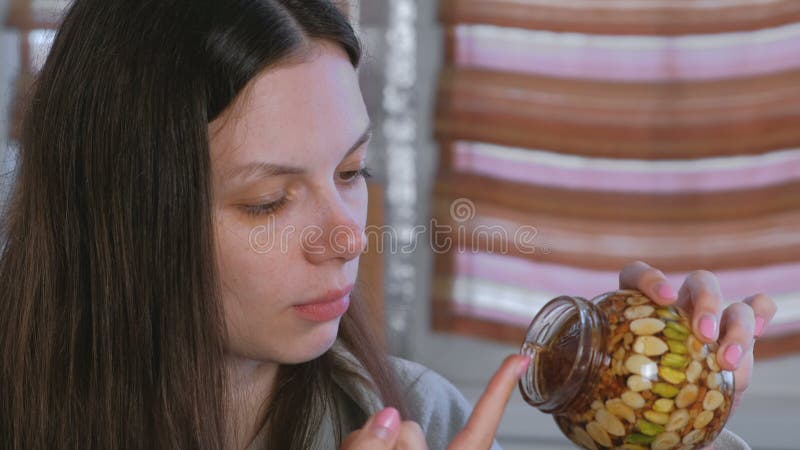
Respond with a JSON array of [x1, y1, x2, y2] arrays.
[[350, 182, 369, 228]]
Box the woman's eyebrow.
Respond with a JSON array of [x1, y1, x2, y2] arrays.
[[343, 123, 372, 162], [224, 122, 372, 181]]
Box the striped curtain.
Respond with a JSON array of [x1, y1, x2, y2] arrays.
[[431, 0, 800, 358]]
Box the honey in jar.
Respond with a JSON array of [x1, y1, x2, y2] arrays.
[[518, 290, 734, 450]]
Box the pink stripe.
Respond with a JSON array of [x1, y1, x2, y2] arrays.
[[453, 142, 800, 193], [764, 320, 800, 337], [449, 298, 799, 339], [455, 26, 800, 81], [452, 251, 800, 303], [449, 252, 800, 337]]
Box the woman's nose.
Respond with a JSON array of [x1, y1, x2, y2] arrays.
[[302, 200, 366, 264]]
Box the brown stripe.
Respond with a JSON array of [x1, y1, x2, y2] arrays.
[[439, 0, 800, 35], [433, 171, 800, 223], [430, 177, 800, 271], [433, 297, 800, 360], [5, 4, 62, 29], [436, 68, 800, 159]]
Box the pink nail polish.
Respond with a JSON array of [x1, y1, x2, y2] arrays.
[[724, 344, 743, 367], [699, 315, 717, 341], [370, 407, 399, 440], [754, 316, 766, 337], [656, 282, 676, 300]]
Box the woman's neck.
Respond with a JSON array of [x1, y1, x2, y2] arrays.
[[225, 355, 279, 450]]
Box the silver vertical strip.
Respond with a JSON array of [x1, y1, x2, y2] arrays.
[[382, 0, 418, 357]]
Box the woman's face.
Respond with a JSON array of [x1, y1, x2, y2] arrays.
[[209, 42, 370, 365]]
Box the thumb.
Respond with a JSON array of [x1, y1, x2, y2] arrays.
[[341, 407, 401, 449]]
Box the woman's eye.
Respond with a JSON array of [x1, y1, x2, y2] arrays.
[[241, 196, 288, 217], [338, 166, 373, 184]]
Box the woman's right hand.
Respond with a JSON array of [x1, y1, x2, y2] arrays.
[[341, 354, 532, 450]]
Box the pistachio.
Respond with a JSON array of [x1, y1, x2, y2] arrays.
[[627, 374, 653, 392], [653, 398, 675, 413], [667, 339, 687, 355], [693, 410, 714, 429], [707, 372, 722, 390], [633, 336, 669, 356], [606, 398, 636, 423], [643, 410, 670, 425], [621, 444, 649, 450], [626, 433, 656, 445], [659, 366, 687, 385], [666, 409, 690, 432], [652, 382, 680, 398], [665, 321, 690, 336], [630, 318, 666, 336], [703, 390, 724, 411], [661, 353, 689, 369], [652, 431, 681, 450], [685, 360, 703, 383], [622, 390, 646, 409], [586, 421, 612, 447], [683, 429, 706, 445], [636, 419, 665, 436], [596, 409, 626, 436], [656, 308, 679, 320], [572, 425, 599, 450], [675, 384, 699, 409], [625, 305, 655, 320], [662, 328, 686, 340], [626, 354, 657, 377], [706, 353, 721, 372]]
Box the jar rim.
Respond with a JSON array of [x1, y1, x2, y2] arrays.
[[518, 295, 605, 413]]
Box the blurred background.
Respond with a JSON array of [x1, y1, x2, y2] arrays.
[[2, 0, 800, 448]]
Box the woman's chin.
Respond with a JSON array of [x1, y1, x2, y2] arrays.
[[281, 318, 342, 364]]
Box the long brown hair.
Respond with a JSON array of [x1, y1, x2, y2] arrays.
[[0, 1, 407, 448]]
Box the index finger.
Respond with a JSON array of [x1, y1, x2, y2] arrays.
[[618, 260, 678, 305], [448, 355, 531, 450]]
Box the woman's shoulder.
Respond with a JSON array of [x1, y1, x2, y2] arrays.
[[389, 356, 471, 414], [388, 356, 502, 450]]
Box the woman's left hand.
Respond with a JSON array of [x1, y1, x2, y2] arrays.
[[619, 261, 778, 416]]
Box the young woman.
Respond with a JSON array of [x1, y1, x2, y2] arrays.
[[0, 1, 775, 449]]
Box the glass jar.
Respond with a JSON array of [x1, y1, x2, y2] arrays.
[[518, 289, 734, 450]]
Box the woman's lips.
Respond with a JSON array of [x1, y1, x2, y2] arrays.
[[292, 284, 353, 322]]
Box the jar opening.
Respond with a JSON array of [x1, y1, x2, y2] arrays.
[[518, 296, 605, 413]]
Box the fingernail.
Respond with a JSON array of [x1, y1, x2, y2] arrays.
[[655, 282, 676, 300], [724, 344, 743, 367], [699, 315, 717, 341], [370, 407, 399, 441], [754, 315, 766, 337], [516, 355, 532, 378]]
